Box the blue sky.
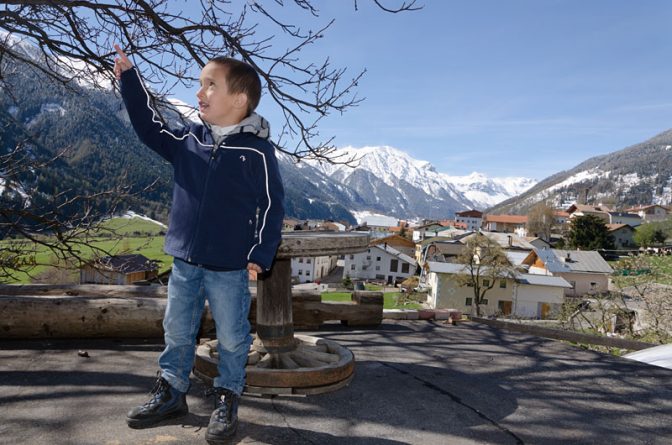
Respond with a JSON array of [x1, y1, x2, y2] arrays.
[[170, 1, 672, 180]]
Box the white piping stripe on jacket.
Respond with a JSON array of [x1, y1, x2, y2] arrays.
[[133, 68, 213, 148], [221, 146, 272, 263]]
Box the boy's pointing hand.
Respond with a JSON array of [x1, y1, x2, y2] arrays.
[[113, 44, 133, 80]]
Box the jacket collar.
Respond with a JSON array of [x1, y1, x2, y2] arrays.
[[200, 112, 271, 143]]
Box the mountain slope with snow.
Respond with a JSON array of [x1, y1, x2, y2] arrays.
[[489, 128, 672, 214], [307, 146, 537, 215]]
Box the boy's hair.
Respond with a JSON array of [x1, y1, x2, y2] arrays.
[[209, 57, 262, 115]]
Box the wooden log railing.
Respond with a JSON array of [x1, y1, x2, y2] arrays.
[[0, 284, 383, 339]]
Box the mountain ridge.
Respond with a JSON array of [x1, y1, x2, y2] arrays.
[[488, 128, 672, 214]]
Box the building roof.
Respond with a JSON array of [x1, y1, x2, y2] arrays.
[[414, 222, 444, 231], [515, 273, 572, 288], [567, 204, 612, 214], [372, 244, 417, 266], [426, 261, 571, 289], [89, 254, 158, 274], [625, 204, 670, 212], [608, 212, 640, 218], [370, 234, 415, 248], [426, 261, 468, 274], [530, 249, 613, 274], [606, 223, 635, 233], [484, 214, 528, 224], [461, 232, 535, 250], [423, 242, 464, 260], [455, 209, 483, 218], [505, 251, 530, 266], [524, 236, 552, 247]]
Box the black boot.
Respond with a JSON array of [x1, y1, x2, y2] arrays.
[[205, 387, 240, 444], [126, 375, 188, 429]]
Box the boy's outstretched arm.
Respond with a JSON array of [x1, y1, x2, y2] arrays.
[[114, 44, 188, 163]]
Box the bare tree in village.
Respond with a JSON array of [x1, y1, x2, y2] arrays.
[[611, 255, 672, 343], [454, 233, 514, 317], [526, 201, 556, 242], [0, 1, 419, 282]]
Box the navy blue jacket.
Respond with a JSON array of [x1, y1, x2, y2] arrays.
[[120, 68, 285, 271]]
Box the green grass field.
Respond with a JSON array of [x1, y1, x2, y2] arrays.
[[1, 216, 172, 284], [322, 291, 423, 310], [97, 216, 166, 236]]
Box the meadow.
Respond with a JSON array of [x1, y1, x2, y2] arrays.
[[0, 217, 172, 284]]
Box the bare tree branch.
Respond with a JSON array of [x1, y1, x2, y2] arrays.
[[0, 0, 420, 164]]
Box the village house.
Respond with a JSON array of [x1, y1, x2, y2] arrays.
[[386, 220, 411, 237], [424, 261, 571, 319], [521, 249, 613, 298], [435, 225, 470, 239], [316, 221, 346, 231], [566, 204, 612, 222], [607, 212, 641, 227], [439, 219, 468, 231], [282, 218, 301, 231], [343, 243, 417, 285], [553, 210, 570, 226], [460, 232, 536, 266], [370, 234, 416, 258], [455, 209, 484, 231], [357, 214, 400, 238], [606, 224, 637, 250], [412, 221, 445, 242], [416, 237, 466, 266], [625, 204, 670, 222], [416, 232, 534, 287], [80, 254, 158, 285], [291, 255, 338, 284], [482, 215, 528, 236]]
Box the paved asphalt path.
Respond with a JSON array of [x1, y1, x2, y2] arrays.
[[1, 320, 671, 445]]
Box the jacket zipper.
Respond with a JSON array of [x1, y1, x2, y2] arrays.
[[186, 140, 225, 262]]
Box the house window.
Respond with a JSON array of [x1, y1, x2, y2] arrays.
[[401, 263, 410, 273], [307, 258, 312, 264], [569, 281, 576, 289], [590, 282, 597, 289], [390, 259, 399, 272], [500, 279, 506, 288], [366, 256, 371, 260], [465, 298, 473, 306], [306, 270, 310, 276], [481, 299, 489, 305], [299, 258, 303, 263], [376, 266, 380, 271], [298, 270, 303, 275], [349, 255, 354, 260], [483, 279, 490, 287], [377, 256, 381, 261], [350, 264, 355, 271]]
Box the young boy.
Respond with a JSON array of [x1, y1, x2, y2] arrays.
[[113, 45, 284, 443]]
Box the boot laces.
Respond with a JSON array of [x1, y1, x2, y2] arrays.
[[144, 374, 170, 407], [206, 387, 236, 422]]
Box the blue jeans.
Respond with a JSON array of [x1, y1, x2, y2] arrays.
[[159, 258, 252, 395]]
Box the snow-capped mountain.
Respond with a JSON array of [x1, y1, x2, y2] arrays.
[[306, 146, 537, 216], [489, 128, 672, 214], [444, 171, 537, 208]]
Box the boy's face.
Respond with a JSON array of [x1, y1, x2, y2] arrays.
[[197, 62, 248, 127]]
